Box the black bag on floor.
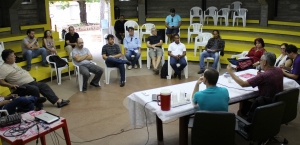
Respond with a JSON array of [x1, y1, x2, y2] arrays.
[[160, 61, 168, 79]]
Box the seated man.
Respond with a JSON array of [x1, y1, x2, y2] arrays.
[[282, 44, 300, 84], [146, 28, 163, 74], [124, 27, 141, 70], [0, 94, 46, 114], [168, 34, 187, 80], [165, 8, 181, 42], [0, 49, 70, 108], [114, 15, 127, 44], [22, 29, 49, 71], [226, 52, 283, 116], [198, 30, 225, 74], [192, 69, 229, 111], [102, 34, 131, 87], [65, 26, 80, 62], [72, 38, 103, 92]]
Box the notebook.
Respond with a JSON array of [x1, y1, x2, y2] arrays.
[[35, 112, 60, 124]]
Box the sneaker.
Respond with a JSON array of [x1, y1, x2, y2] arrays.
[[128, 65, 132, 70], [57, 99, 70, 108], [155, 69, 159, 75], [134, 64, 138, 69], [82, 88, 87, 92], [42, 63, 49, 67], [90, 82, 101, 88], [197, 70, 205, 74]]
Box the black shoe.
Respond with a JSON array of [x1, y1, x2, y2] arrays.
[[178, 74, 182, 80], [57, 99, 70, 108], [82, 88, 87, 93], [120, 81, 125, 87], [90, 82, 101, 88], [173, 73, 178, 78], [125, 60, 131, 65], [36, 97, 47, 104], [42, 63, 49, 67], [197, 70, 205, 74]]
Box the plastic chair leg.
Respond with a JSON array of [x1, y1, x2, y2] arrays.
[[57, 69, 62, 85]]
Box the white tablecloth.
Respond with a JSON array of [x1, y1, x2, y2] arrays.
[[128, 69, 300, 128]]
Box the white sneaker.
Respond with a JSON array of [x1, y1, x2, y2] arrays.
[[134, 64, 138, 69], [128, 65, 132, 70]]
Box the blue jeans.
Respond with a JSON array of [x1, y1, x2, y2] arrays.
[[23, 48, 47, 68], [125, 50, 140, 67], [199, 50, 220, 70], [170, 57, 187, 75], [105, 57, 126, 82], [2, 96, 36, 114]]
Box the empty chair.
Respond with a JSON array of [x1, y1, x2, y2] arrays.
[[236, 101, 285, 145], [233, 8, 248, 27], [140, 23, 155, 42], [272, 88, 300, 144], [146, 47, 165, 69], [187, 23, 203, 44], [167, 56, 188, 79], [203, 6, 218, 25], [189, 111, 236, 145], [217, 8, 230, 26], [124, 20, 140, 38], [165, 28, 180, 44], [190, 7, 203, 25], [46, 55, 71, 85], [194, 33, 212, 56], [229, 1, 242, 18]]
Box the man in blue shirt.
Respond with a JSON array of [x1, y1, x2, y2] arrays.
[[165, 8, 182, 43], [192, 68, 229, 111], [124, 27, 141, 69]]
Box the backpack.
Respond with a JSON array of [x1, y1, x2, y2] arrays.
[[49, 55, 68, 68], [160, 61, 168, 79]]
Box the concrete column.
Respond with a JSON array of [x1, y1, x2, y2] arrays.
[[138, 0, 145, 24], [10, 0, 23, 34], [258, 0, 268, 26]]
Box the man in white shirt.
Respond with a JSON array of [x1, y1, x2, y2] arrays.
[[168, 34, 187, 80], [72, 38, 103, 92]]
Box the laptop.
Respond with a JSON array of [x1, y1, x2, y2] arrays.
[[35, 112, 60, 124]]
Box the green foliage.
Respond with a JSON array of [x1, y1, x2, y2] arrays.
[[59, 1, 70, 10]]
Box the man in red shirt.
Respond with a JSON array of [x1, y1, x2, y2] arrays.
[[226, 52, 283, 116]]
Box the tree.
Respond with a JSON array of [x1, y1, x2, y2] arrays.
[[52, 0, 104, 24]]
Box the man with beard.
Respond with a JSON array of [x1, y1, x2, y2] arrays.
[[21, 29, 48, 71], [198, 30, 225, 74], [72, 38, 103, 92]]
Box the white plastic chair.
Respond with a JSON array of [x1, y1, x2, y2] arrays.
[[233, 8, 248, 27], [205, 51, 221, 72], [194, 33, 213, 56], [124, 20, 140, 39], [70, 53, 100, 92], [187, 23, 203, 44], [46, 55, 71, 85], [140, 23, 155, 42], [217, 8, 230, 26], [229, 1, 242, 18], [0, 41, 4, 66], [167, 56, 188, 79], [146, 47, 165, 69], [165, 28, 180, 44], [102, 34, 126, 84], [190, 7, 203, 25], [203, 6, 218, 25]]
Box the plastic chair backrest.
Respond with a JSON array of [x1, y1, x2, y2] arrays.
[[231, 1, 242, 10], [0, 41, 4, 65], [238, 8, 248, 16], [219, 8, 230, 16], [190, 7, 202, 16], [191, 23, 203, 33], [202, 33, 213, 42], [206, 6, 218, 16], [142, 23, 155, 32], [124, 20, 139, 37]]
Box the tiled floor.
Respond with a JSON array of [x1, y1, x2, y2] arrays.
[[3, 38, 300, 145]]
